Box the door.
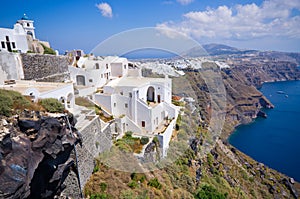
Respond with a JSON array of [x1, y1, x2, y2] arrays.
[[6, 42, 12, 52], [157, 95, 161, 103]]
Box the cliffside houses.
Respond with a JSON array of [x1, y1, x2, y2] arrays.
[[68, 53, 179, 157], [0, 14, 179, 157]]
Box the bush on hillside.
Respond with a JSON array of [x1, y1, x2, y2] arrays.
[[140, 136, 150, 145], [0, 94, 13, 116], [41, 43, 56, 55], [147, 178, 162, 189], [195, 184, 227, 199], [39, 98, 64, 113], [0, 89, 32, 116]]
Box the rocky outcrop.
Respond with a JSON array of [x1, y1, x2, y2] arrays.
[[0, 114, 81, 199]]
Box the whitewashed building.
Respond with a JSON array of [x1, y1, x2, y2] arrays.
[[69, 55, 129, 96], [94, 68, 178, 132], [94, 67, 179, 156], [0, 14, 50, 54]]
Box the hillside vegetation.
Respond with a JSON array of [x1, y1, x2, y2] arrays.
[[0, 89, 65, 116]]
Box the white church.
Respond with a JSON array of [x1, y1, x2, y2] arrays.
[[0, 14, 50, 53]]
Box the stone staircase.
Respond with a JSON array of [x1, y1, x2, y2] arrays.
[[71, 105, 97, 131]]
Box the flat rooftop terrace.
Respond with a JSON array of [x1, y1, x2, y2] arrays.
[[1, 80, 72, 93]]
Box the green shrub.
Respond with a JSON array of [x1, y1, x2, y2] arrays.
[[195, 184, 227, 199], [41, 43, 56, 55], [90, 193, 108, 199], [147, 178, 162, 189], [120, 190, 135, 199], [131, 172, 146, 183], [0, 89, 32, 116], [207, 153, 214, 166], [153, 137, 159, 144], [39, 98, 64, 113], [140, 136, 149, 145], [0, 94, 13, 116], [100, 182, 107, 192], [93, 164, 99, 174], [125, 131, 133, 137], [128, 180, 138, 188]]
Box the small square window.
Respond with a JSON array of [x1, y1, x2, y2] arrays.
[[89, 79, 93, 82], [125, 103, 128, 108]]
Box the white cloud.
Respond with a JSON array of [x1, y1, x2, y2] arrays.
[[157, 0, 300, 40], [177, 0, 194, 5], [96, 2, 113, 18]]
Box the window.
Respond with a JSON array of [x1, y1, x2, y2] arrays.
[[1, 41, 5, 48], [129, 92, 132, 98], [106, 64, 108, 69], [27, 23, 30, 27], [120, 91, 123, 95], [142, 121, 145, 127], [124, 65, 126, 69], [125, 103, 128, 108], [115, 123, 118, 132], [95, 63, 99, 69], [89, 79, 93, 82], [12, 42, 16, 49], [5, 36, 9, 42]]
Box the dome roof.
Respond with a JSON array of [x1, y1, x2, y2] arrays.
[[21, 14, 29, 20]]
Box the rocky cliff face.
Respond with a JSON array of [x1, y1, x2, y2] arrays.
[[0, 114, 81, 199], [229, 61, 300, 88], [179, 61, 300, 137]]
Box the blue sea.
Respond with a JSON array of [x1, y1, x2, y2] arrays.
[[229, 80, 300, 181]]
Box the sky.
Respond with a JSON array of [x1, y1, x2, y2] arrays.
[[0, 0, 299, 55]]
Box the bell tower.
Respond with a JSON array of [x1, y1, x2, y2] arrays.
[[17, 14, 36, 39]]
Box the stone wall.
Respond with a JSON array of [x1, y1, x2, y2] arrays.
[[20, 53, 70, 82], [62, 116, 113, 197]]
